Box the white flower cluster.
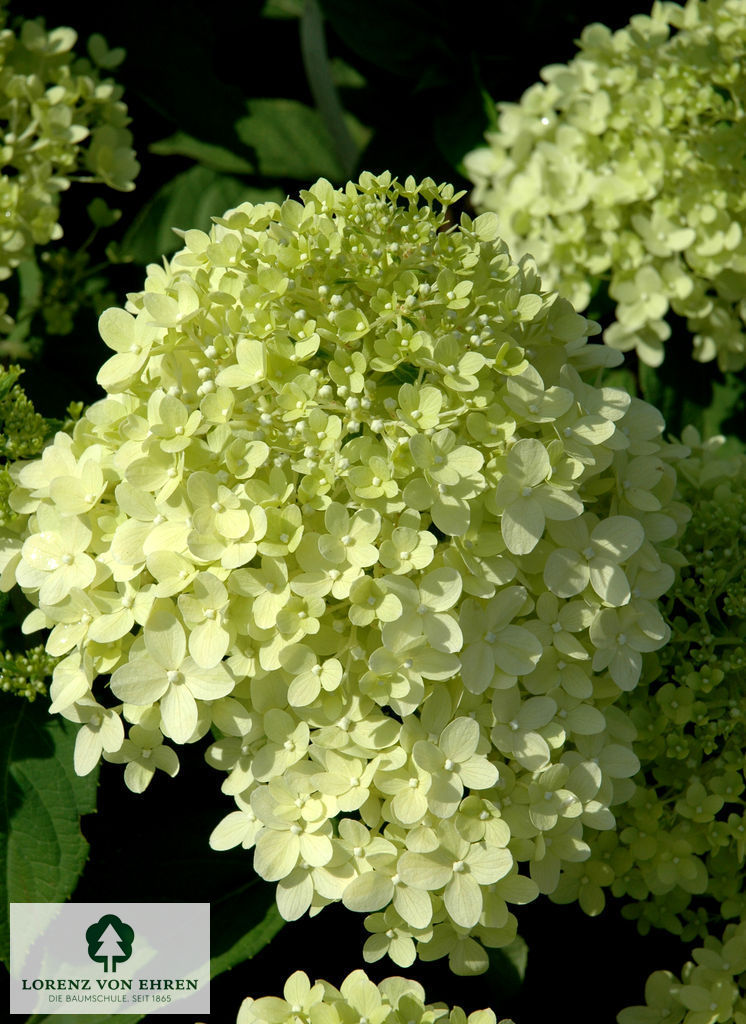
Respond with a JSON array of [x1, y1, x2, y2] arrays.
[[464, 0, 746, 370], [236, 970, 509, 1024], [0, 173, 688, 972]]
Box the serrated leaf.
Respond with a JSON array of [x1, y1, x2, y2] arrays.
[[149, 132, 254, 174], [235, 98, 369, 181], [0, 694, 99, 966], [120, 166, 283, 265]]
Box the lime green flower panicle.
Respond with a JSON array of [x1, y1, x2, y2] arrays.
[[465, 0, 746, 370], [0, 171, 687, 972]]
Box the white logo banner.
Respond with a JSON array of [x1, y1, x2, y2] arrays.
[[10, 902, 210, 1015]]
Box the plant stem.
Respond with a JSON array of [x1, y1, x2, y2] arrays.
[[300, 0, 358, 180]]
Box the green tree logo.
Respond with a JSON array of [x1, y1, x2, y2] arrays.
[[85, 914, 134, 973]]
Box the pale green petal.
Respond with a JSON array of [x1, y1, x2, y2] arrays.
[[420, 567, 462, 611], [512, 731, 551, 771], [393, 884, 432, 929], [254, 828, 299, 881], [299, 832, 333, 867], [449, 935, 489, 975], [460, 643, 494, 694], [342, 872, 394, 912], [467, 845, 512, 885], [287, 673, 322, 707], [459, 755, 499, 790], [536, 487, 583, 521], [184, 661, 234, 699], [566, 704, 606, 735], [440, 717, 479, 761], [391, 786, 429, 824], [412, 741, 444, 773], [210, 811, 254, 851], [520, 696, 556, 730], [589, 559, 631, 606], [501, 497, 544, 554], [609, 647, 642, 690], [110, 658, 168, 704], [492, 625, 542, 676], [74, 727, 102, 776], [144, 612, 187, 668], [398, 851, 452, 890], [189, 619, 230, 668], [427, 774, 463, 816], [424, 613, 463, 653], [498, 873, 540, 904], [276, 870, 314, 921], [152, 744, 179, 777], [544, 548, 590, 597], [160, 682, 198, 743], [591, 516, 645, 561], [444, 872, 482, 928], [431, 495, 470, 536], [507, 438, 550, 486], [599, 743, 640, 778], [123, 761, 155, 794]]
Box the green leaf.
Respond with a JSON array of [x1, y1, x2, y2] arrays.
[[262, 0, 305, 16], [486, 935, 528, 997], [209, 878, 284, 977], [120, 166, 283, 265], [319, 0, 446, 78], [0, 694, 98, 966], [149, 132, 254, 175], [235, 98, 369, 181]]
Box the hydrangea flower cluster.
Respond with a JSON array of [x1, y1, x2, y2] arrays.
[[548, 432, 746, 944], [0, 173, 688, 972], [0, 3, 138, 284], [236, 970, 511, 1024], [618, 918, 746, 1024], [464, 0, 746, 370]]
